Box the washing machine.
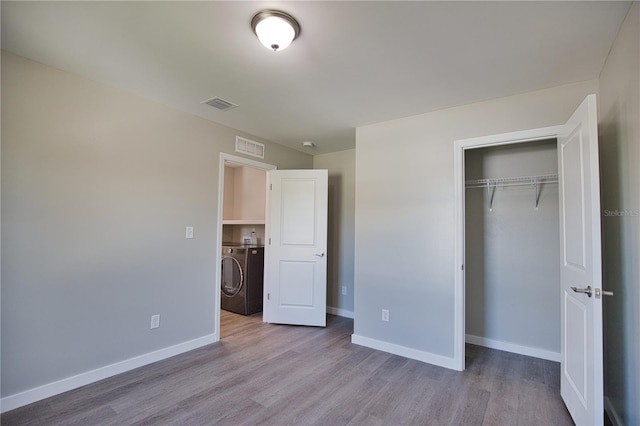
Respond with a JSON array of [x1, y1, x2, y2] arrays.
[[221, 243, 264, 315]]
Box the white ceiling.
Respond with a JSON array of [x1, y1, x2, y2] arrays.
[[1, 1, 631, 154]]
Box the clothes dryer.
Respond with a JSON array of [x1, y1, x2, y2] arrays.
[[221, 244, 264, 315]]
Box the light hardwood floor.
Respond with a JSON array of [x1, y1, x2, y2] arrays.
[[2, 311, 573, 425]]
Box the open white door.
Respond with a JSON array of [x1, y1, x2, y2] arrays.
[[558, 94, 604, 425], [265, 169, 328, 327]]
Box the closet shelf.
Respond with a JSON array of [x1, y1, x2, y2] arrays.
[[465, 174, 558, 210], [223, 219, 265, 225], [465, 174, 558, 189]]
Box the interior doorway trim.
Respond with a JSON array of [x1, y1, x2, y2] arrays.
[[214, 153, 276, 342], [452, 125, 563, 371]]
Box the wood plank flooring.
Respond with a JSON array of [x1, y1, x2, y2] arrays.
[[1, 311, 574, 425]]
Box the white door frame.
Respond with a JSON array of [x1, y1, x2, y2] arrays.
[[452, 125, 563, 370], [214, 153, 276, 342]]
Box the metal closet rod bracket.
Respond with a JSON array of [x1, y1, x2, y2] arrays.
[[465, 174, 558, 211]]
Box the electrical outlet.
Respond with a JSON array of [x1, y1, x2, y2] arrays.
[[150, 314, 160, 329], [382, 309, 390, 322], [186, 226, 194, 239], [342, 286, 347, 296]]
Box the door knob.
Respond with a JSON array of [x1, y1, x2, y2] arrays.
[[571, 285, 592, 297], [595, 288, 614, 299], [315, 252, 325, 257]]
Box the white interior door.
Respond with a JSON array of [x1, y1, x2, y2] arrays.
[[265, 169, 328, 327], [558, 94, 604, 425]]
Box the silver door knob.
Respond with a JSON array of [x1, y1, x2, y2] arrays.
[[571, 285, 592, 297], [595, 288, 614, 298], [315, 252, 325, 257]]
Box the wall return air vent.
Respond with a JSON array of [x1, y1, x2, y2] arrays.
[[236, 136, 265, 159], [202, 96, 238, 111]]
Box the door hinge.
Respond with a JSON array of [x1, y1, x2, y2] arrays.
[[267, 293, 270, 301], [269, 237, 271, 245], [270, 184, 272, 190], [462, 264, 464, 271]]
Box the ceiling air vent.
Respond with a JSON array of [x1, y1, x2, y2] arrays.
[[202, 96, 238, 111], [236, 136, 265, 159]]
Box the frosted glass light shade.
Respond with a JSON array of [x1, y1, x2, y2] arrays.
[[251, 10, 300, 52]]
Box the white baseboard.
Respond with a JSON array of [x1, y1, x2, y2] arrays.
[[327, 306, 354, 319], [351, 334, 457, 370], [0, 333, 218, 414], [604, 396, 623, 426], [465, 334, 560, 362]]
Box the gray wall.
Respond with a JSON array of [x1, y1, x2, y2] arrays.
[[465, 141, 560, 353], [0, 51, 312, 397], [313, 150, 356, 315], [598, 3, 640, 425], [354, 79, 598, 357]]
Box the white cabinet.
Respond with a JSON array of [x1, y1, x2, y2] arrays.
[[223, 165, 266, 244], [223, 165, 266, 224]]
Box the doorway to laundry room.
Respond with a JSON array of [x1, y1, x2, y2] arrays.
[[216, 151, 329, 340], [217, 154, 275, 339]]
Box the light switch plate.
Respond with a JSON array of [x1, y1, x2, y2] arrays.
[[382, 309, 390, 322], [186, 226, 194, 239], [150, 314, 160, 329]]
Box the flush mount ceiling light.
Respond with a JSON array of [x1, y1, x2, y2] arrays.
[[251, 10, 300, 52]]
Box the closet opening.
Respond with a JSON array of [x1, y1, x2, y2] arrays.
[[464, 139, 561, 363], [454, 98, 604, 423]]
